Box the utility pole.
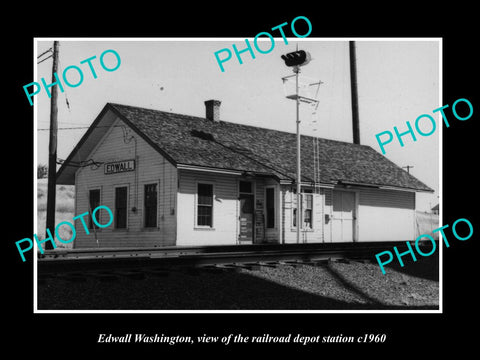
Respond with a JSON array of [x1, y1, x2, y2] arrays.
[[45, 40, 60, 250], [349, 41, 360, 145]]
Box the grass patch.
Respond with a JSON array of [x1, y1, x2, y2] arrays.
[[37, 179, 75, 248], [416, 211, 439, 240]]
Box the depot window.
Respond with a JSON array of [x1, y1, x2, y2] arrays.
[[303, 193, 313, 229], [144, 183, 158, 228], [88, 189, 100, 229], [115, 186, 128, 229], [266, 187, 275, 228], [292, 189, 314, 229], [197, 183, 213, 227]]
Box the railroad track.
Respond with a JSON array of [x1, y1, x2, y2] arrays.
[[37, 241, 425, 276]]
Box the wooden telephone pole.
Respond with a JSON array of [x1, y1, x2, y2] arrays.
[[45, 40, 59, 250], [349, 41, 360, 145]]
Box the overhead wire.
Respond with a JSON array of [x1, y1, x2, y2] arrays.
[[37, 48, 53, 64], [37, 55, 53, 65], [37, 47, 52, 59], [57, 158, 103, 169], [37, 125, 126, 131], [38, 127, 90, 131]]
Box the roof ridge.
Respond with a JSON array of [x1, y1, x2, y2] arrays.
[[107, 102, 371, 148]]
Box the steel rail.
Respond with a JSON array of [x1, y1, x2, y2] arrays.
[[37, 241, 431, 275]]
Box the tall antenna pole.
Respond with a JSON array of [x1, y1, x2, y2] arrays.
[[295, 65, 301, 244], [295, 44, 301, 244], [45, 40, 60, 250], [349, 41, 361, 145], [280, 47, 313, 244]]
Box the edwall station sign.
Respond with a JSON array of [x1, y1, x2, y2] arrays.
[[104, 160, 135, 175]]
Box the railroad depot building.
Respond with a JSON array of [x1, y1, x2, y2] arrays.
[[56, 100, 433, 248]]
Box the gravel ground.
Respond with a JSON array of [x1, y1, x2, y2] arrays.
[[37, 256, 439, 310]]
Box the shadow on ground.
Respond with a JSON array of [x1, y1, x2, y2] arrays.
[[382, 252, 439, 281]]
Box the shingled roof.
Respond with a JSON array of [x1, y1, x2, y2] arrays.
[[57, 102, 433, 192]]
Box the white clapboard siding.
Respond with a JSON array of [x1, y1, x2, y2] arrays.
[[74, 117, 177, 248], [176, 169, 239, 246], [356, 188, 415, 241]]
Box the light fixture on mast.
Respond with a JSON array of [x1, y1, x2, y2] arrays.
[[281, 49, 321, 244]]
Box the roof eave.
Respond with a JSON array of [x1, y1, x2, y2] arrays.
[[337, 180, 434, 193]]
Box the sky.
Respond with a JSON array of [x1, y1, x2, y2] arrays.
[[35, 38, 440, 211]]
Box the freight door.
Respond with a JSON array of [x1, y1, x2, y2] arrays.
[[239, 194, 254, 243], [332, 190, 357, 242]]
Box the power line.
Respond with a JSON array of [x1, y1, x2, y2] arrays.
[[57, 158, 103, 168], [37, 125, 125, 131], [37, 47, 53, 65], [37, 55, 53, 64], [37, 120, 91, 126], [38, 126, 90, 131], [37, 48, 52, 59]]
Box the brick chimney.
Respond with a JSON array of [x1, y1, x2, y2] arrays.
[[205, 99, 221, 121]]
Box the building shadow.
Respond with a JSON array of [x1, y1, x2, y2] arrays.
[[382, 252, 439, 281], [320, 263, 437, 310], [321, 263, 384, 307]]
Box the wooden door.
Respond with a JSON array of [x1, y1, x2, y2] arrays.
[[239, 194, 254, 243], [332, 190, 356, 242]]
